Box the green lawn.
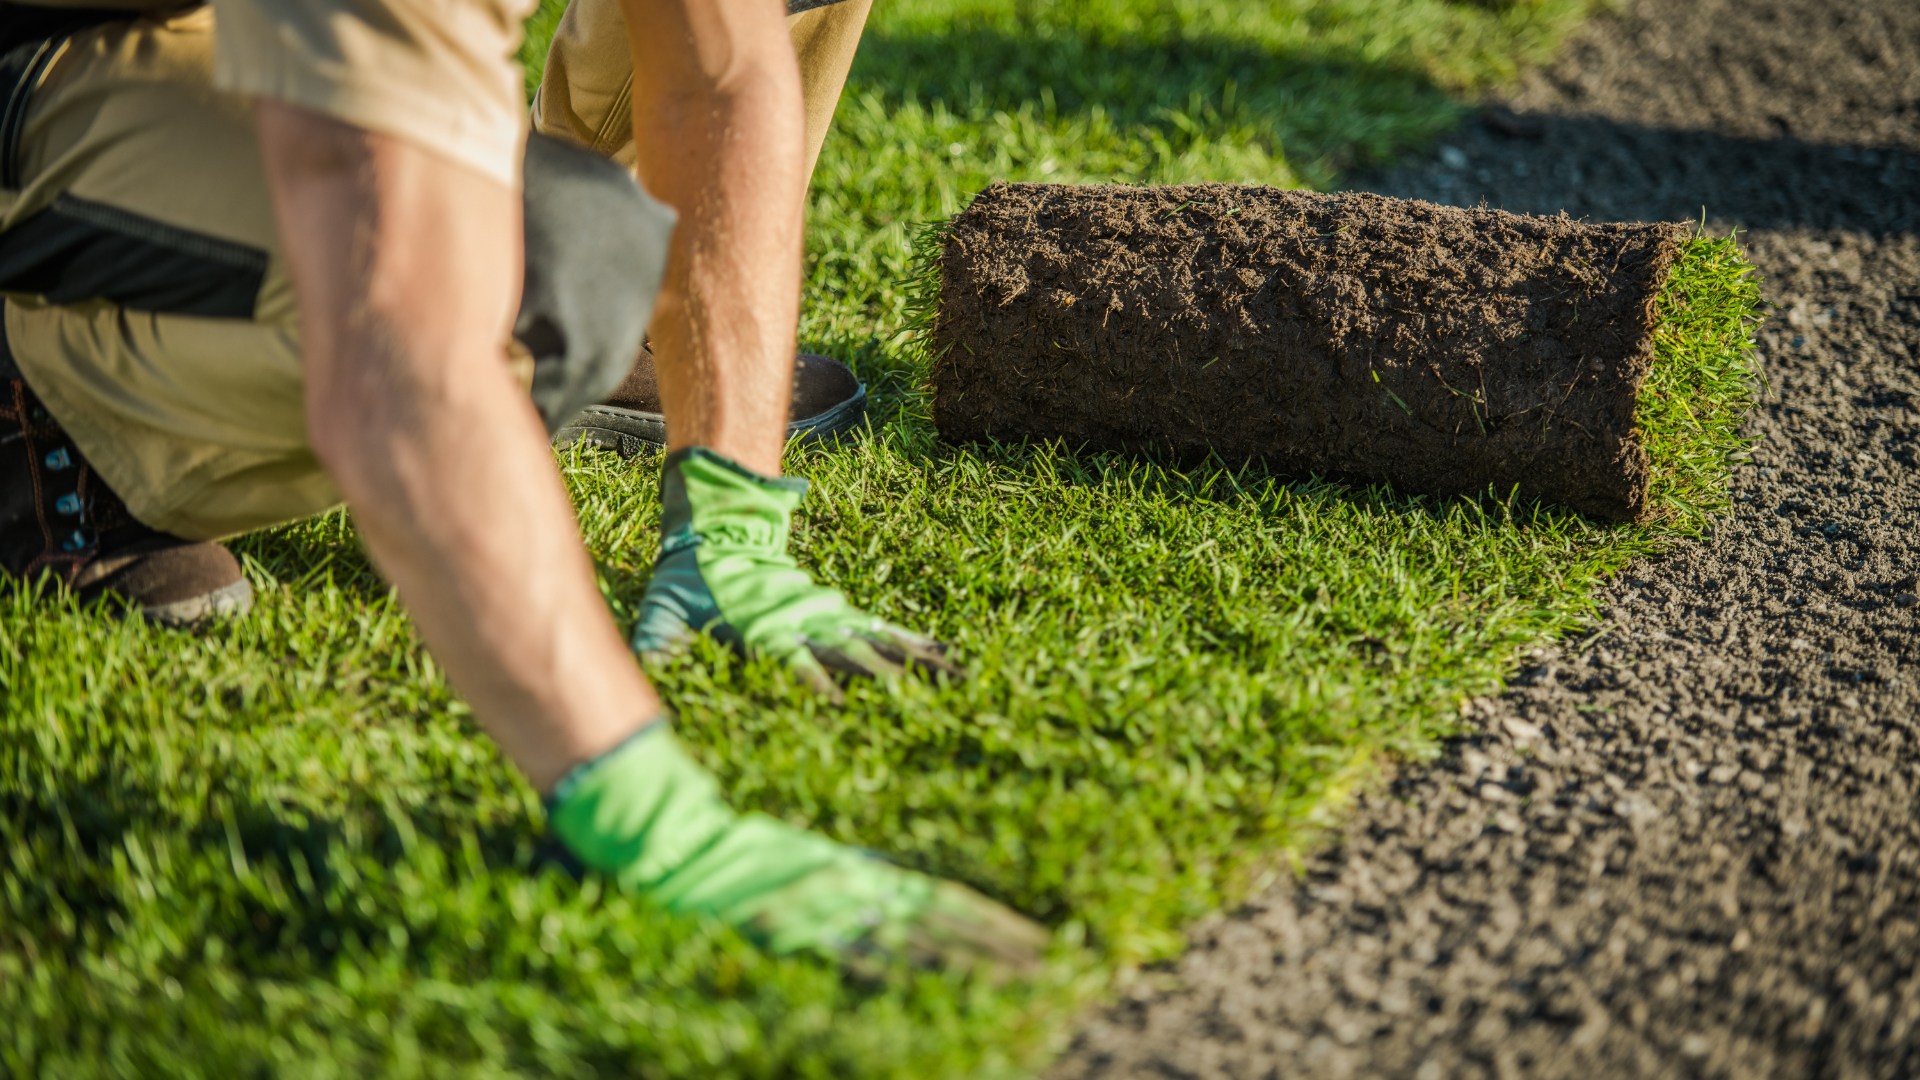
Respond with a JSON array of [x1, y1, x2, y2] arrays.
[[1, 2, 1757, 1077]]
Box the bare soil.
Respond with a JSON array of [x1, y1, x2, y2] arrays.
[[1051, 1, 1920, 1076], [933, 185, 1683, 521]]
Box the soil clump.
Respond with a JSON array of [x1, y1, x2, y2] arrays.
[[1052, 0, 1920, 1077], [932, 185, 1686, 521]]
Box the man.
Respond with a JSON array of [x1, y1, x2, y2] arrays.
[[0, 0, 1045, 975]]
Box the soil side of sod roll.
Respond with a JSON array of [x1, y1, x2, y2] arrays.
[[930, 182, 1689, 522]]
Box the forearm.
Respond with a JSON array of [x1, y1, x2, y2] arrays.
[[624, 0, 806, 477], [256, 102, 658, 791], [318, 345, 650, 791]]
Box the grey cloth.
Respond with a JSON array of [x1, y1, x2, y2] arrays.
[[518, 131, 676, 434]]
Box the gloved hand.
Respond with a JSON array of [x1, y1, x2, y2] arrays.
[[630, 448, 960, 699], [546, 723, 1048, 979]]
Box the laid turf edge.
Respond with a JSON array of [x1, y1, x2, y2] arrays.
[[862, 201, 1762, 1079], [891, 194, 1763, 927]]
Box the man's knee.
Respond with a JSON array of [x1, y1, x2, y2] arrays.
[[517, 132, 676, 434]]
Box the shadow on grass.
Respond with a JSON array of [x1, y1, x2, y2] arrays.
[[849, 23, 1472, 180], [1350, 113, 1920, 236], [844, 410, 1643, 546], [2, 778, 550, 966], [227, 509, 389, 604]]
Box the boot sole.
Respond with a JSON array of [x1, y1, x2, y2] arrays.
[[553, 383, 868, 459], [143, 576, 253, 627]]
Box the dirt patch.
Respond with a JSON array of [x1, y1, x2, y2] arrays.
[[932, 184, 1687, 521], [1052, 0, 1920, 1077]]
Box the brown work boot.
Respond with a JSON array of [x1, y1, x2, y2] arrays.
[[1, 377, 251, 625], [553, 342, 868, 458]]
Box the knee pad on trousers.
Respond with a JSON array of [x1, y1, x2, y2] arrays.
[[518, 132, 676, 434]]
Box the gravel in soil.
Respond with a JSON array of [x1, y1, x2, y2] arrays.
[[1051, 1, 1920, 1077]]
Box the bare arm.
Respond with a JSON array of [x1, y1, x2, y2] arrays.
[[624, 0, 806, 477], [254, 103, 659, 792]]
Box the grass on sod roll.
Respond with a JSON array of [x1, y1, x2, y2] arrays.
[[0, 1, 1763, 1078]]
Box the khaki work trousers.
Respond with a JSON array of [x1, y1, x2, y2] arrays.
[[1, 0, 871, 542], [2, 7, 325, 541]]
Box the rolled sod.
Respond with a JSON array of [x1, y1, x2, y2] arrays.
[[927, 182, 1759, 523]]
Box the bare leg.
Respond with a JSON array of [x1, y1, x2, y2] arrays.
[[254, 102, 659, 792], [622, 0, 806, 478], [533, 0, 871, 200]]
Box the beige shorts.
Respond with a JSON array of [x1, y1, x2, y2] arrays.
[[534, 0, 872, 183]]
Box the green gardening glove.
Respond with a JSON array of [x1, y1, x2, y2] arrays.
[[545, 722, 1048, 978], [630, 448, 960, 698]]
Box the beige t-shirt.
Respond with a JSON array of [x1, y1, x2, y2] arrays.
[[16, 0, 534, 186]]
